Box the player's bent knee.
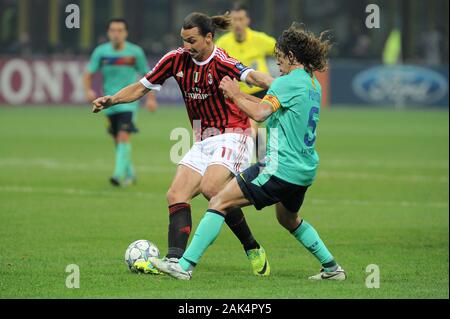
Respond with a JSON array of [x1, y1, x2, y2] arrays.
[[166, 189, 175, 203], [166, 188, 189, 205], [276, 213, 300, 232], [201, 183, 221, 201], [208, 195, 226, 212], [117, 131, 130, 142]]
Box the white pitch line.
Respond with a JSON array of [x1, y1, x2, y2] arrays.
[[309, 198, 448, 209], [1, 157, 448, 170], [323, 158, 449, 169], [0, 186, 447, 209], [318, 171, 449, 183], [0, 185, 161, 198], [0, 158, 175, 173], [0, 157, 447, 184]]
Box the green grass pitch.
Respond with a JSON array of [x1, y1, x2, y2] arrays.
[[0, 105, 448, 298]]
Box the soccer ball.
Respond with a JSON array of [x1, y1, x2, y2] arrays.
[[124, 239, 160, 272]]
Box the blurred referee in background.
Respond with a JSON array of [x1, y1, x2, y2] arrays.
[[216, 2, 276, 160]]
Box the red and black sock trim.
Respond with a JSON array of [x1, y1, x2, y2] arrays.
[[169, 202, 191, 215], [167, 202, 192, 259]]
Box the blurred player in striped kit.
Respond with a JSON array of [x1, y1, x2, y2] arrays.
[[84, 18, 158, 187]]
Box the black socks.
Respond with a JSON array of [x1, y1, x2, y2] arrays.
[[225, 208, 260, 251], [167, 202, 192, 259]]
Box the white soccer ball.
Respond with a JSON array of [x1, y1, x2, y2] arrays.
[[124, 239, 160, 272]]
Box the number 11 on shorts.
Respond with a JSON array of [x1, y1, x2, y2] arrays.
[[221, 147, 233, 160]]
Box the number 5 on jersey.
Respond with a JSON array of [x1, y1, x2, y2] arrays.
[[304, 106, 319, 147]]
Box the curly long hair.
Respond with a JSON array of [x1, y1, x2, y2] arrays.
[[276, 23, 332, 75]]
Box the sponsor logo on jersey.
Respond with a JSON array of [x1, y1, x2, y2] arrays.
[[101, 56, 136, 66], [176, 71, 184, 78], [185, 87, 209, 100]]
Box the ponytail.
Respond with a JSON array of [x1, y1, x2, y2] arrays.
[[211, 13, 232, 31], [183, 12, 231, 37]]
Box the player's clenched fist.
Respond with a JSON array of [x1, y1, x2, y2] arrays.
[[219, 76, 240, 100], [92, 96, 113, 113]]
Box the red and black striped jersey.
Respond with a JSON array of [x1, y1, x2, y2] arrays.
[[140, 46, 254, 136]]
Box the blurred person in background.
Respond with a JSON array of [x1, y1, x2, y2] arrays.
[[383, 27, 402, 65], [216, 2, 276, 160], [343, 22, 371, 60], [216, 2, 276, 99], [419, 26, 444, 65], [83, 18, 158, 187]]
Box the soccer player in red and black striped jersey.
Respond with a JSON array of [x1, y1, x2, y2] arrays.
[[92, 12, 274, 276]]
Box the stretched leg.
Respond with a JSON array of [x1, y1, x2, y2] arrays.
[[276, 202, 335, 266], [165, 164, 202, 259], [201, 164, 260, 252], [177, 177, 251, 274], [275, 202, 301, 232], [276, 202, 345, 280], [146, 177, 248, 280]]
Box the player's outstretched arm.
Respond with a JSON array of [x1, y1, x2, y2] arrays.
[[92, 82, 150, 113], [83, 72, 97, 102], [220, 77, 273, 122], [244, 70, 274, 90]]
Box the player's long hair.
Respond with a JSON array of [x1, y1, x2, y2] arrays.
[[182, 12, 232, 38], [276, 23, 332, 75]]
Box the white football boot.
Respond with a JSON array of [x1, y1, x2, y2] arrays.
[[149, 257, 192, 280], [308, 265, 347, 281]]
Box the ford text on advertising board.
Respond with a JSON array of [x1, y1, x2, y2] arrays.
[[330, 62, 449, 108], [353, 65, 448, 106]]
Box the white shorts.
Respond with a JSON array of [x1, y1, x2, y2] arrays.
[[179, 133, 254, 176]]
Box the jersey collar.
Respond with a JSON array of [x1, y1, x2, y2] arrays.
[[192, 45, 217, 66], [110, 41, 128, 52], [235, 28, 253, 43]]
